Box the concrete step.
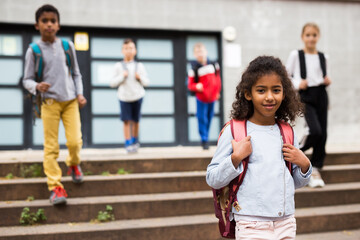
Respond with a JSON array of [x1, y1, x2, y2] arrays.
[[0, 155, 210, 177], [0, 214, 220, 240], [321, 164, 360, 184], [296, 203, 360, 234], [295, 182, 360, 208], [0, 191, 213, 226], [1, 151, 359, 178], [2, 163, 360, 201], [1, 204, 360, 239], [0, 171, 209, 201], [1, 182, 360, 227], [297, 229, 360, 240], [323, 153, 360, 165]]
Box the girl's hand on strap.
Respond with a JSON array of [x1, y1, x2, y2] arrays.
[[324, 76, 332, 86], [283, 143, 310, 174], [299, 80, 308, 90], [231, 136, 252, 168]]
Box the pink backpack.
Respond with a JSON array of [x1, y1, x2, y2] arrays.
[[212, 119, 294, 238]]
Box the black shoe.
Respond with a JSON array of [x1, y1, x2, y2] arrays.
[[202, 142, 209, 150]]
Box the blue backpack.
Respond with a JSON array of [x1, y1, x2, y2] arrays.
[[28, 39, 74, 120]]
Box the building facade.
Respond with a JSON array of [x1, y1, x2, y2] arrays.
[[0, 0, 359, 150]]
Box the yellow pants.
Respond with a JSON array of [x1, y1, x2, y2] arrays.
[[41, 98, 83, 191]]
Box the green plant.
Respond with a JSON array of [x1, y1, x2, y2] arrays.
[[101, 171, 110, 176], [95, 205, 115, 222], [20, 164, 43, 178], [5, 173, 13, 179], [19, 207, 47, 225], [117, 168, 130, 175], [26, 196, 35, 202], [83, 171, 93, 176]]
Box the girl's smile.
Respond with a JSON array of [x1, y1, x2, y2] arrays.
[[245, 73, 284, 125]]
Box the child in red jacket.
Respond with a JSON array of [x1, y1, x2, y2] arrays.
[[188, 43, 221, 149]]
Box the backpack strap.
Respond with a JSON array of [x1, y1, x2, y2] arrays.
[[222, 119, 249, 237], [318, 51, 327, 77], [193, 65, 201, 83], [229, 119, 249, 194], [299, 49, 327, 79], [298, 49, 306, 79], [277, 120, 294, 173], [29, 43, 43, 82], [61, 39, 74, 75]]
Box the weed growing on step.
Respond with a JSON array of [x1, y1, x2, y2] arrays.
[[117, 168, 131, 175], [84, 171, 93, 176], [20, 164, 44, 178], [26, 196, 35, 202], [101, 171, 110, 176], [20, 207, 47, 225], [5, 173, 13, 179], [93, 205, 115, 223]]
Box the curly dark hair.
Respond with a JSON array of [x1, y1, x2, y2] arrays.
[[230, 56, 303, 123], [35, 4, 60, 23]]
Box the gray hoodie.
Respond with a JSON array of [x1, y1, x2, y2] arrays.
[[23, 38, 83, 102]]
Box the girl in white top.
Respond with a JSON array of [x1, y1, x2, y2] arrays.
[[286, 23, 331, 188], [207, 56, 311, 240]]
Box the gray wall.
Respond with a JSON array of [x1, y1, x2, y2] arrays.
[[1, 0, 359, 148]]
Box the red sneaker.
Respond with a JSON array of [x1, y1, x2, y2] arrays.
[[49, 186, 68, 205], [67, 165, 84, 183]]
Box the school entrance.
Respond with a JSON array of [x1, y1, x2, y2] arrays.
[[0, 23, 223, 150]]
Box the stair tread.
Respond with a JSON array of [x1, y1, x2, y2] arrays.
[[323, 164, 360, 170], [296, 203, 360, 217], [297, 229, 360, 240], [0, 191, 212, 208], [0, 171, 207, 184], [2, 204, 360, 237], [1, 181, 360, 206], [0, 214, 218, 237]]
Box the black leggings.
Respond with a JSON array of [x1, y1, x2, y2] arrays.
[[300, 85, 328, 169]]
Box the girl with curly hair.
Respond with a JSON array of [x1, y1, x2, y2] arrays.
[[207, 56, 312, 239]]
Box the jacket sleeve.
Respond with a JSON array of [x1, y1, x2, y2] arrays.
[[22, 47, 37, 95], [206, 125, 244, 189], [187, 69, 198, 92], [110, 62, 125, 88], [137, 62, 150, 87], [286, 50, 301, 90], [215, 63, 222, 94], [291, 130, 312, 189], [69, 41, 83, 96]]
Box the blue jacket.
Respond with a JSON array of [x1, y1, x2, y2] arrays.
[[206, 121, 312, 220]]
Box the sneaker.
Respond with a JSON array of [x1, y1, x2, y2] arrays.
[[125, 144, 136, 154], [132, 142, 140, 152], [67, 165, 84, 183], [202, 141, 209, 150], [49, 186, 68, 205], [308, 167, 325, 188]]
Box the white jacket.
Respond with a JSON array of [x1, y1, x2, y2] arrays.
[[110, 61, 149, 102]]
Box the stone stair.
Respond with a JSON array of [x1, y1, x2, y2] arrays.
[[0, 148, 359, 239]]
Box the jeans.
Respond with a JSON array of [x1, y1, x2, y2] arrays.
[[196, 99, 215, 142]]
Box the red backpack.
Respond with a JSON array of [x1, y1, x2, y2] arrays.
[[212, 119, 294, 238]]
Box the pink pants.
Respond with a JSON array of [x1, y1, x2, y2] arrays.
[[235, 216, 296, 240]]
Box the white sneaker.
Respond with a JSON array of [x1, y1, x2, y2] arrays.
[[308, 168, 325, 188], [125, 145, 136, 154]]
